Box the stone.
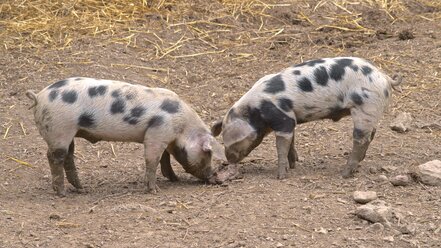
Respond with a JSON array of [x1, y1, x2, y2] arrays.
[[367, 222, 384, 233], [390, 112, 413, 133], [390, 175, 411, 186], [383, 236, 394, 242], [353, 191, 378, 204], [417, 160, 441, 186], [378, 175, 389, 182], [355, 200, 392, 227]]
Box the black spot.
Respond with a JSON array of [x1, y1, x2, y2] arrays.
[[147, 115, 163, 128], [361, 66, 373, 76], [131, 106, 145, 117], [74, 77, 82, 81], [110, 99, 126, 114], [172, 146, 189, 167], [123, 116, 139, 125], [125, 93, 135, 100], [160, 99, 180, 114], [48, 80, 68, 89], [49, 90, 58, 102], [353, 128, 365, 140], [350, 65, 359, 72], [303, 105, 317, 111], [78, 112, 95, 128], [298, 77, 313, 92], [327, 105, 350, 122], [361, 87, 370, 98], [278, 98, 293, 112], [88, 85, 108, 97], [295, 59, 326, 67], [384, 88, 389, 98], [350, 92, 363, 105], [314, 66, 329, 86], [62, 90, 78, 104], [337, 94, 345, 102], [260, 100, 295, 133], [293, 70, 301, 75], [329, 58, 353, 81], [264, 74, 285, 94], [111, 90, 121, 98]]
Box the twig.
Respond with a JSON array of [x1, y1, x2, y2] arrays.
[[19, 122, 26, 136], [3, 125, 11, 139], [110, 144, 117, 158]]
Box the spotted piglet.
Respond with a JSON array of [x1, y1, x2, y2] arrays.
[[26, 77, 224, 196], [212, 57, 402, 179]]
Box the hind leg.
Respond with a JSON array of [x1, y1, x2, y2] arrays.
[[63, 141, 83, 190], [341, 109, 378, 178], [288, 132, 298, 169], [47, 147, 68, 196]]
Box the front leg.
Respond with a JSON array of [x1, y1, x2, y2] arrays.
[[160, 151, 178, 182], [276, 133, 293, 179], [143, 141, 167, 193]]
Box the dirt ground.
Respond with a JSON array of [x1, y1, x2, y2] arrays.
[[1, 0, 440, 247]]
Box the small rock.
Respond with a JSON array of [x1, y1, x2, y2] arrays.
[[369, 167, 378, 174], [398, 30, 415, 40], [390, 112, 413, 133], [383, 236, 394, 242], [378, 175, 389, 182], [367, 222, 384, 233], [397, 224, 416, 235], [381, 165, 397, 173], [390, 175, 410, 186], [417, 160, 441, 186], [353, 191, 377, 204], [276, 242, 284, 247], [355, 200, 392, 227], [49, 214, 61, 220]]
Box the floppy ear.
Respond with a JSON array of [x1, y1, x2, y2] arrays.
[[223, 119, 256, 147], [201, 136, 226, 161], [211, 119, 223, 137]]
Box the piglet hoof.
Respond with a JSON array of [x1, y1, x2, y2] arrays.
[[341, 167, 356, 178], [145, 183, 160, 194], [55, 189, 67, 197], [52, 185, 66, 197]]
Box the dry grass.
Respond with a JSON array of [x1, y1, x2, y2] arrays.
[[0, 0, 439, 51]]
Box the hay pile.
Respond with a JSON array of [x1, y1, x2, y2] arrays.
[[0, 0, 439, 51]]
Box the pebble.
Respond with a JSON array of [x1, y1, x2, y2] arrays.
[[367, 223, 384, 233], [390, 112, 413, 133], [417, 160, 441, 186], [353, 191, 377, 204], [378, 175, 389, 182], [390, 175, 410, 186], [355, 200, 392, 227]]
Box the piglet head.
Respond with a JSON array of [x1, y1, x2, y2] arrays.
[[175, 129, 225, 180], [212, 115, 260, 164]]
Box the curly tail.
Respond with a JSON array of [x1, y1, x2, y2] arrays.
[[25, 90, 38, 109], [388, 74, 403, 93]]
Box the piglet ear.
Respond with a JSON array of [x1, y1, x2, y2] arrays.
[[211, 119, 223, 137], [223, 119, 256, 147], [201, 136, 226, 161]]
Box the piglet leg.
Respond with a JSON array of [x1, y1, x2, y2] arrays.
[[160, 151, 178, 182], [47, 148, 67, 197], [342, 127, 376, 178], [63, 141, 83, 190], [288, 133, 298, 169], [276, 133, 293, 179]]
